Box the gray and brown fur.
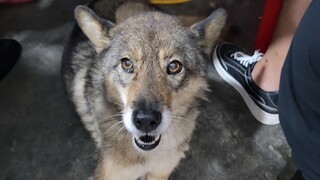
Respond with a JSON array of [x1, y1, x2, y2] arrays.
[[62, 1, 226, 179]]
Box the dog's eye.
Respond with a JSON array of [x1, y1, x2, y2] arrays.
[[167, 60, 183, 75], [121, 58, 134, 73]]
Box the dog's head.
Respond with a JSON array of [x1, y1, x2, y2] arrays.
[[75, 5, 226, 151]]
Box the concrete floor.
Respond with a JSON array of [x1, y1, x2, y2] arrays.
[[0, 0, 295, 179]]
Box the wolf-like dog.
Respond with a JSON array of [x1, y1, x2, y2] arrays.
[[62, 1, 226, 179]]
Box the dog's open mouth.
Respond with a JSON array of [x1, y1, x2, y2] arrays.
[[134, 135, 161, 151]]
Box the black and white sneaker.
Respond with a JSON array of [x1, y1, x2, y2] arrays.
[[212, 43, 279, 125]]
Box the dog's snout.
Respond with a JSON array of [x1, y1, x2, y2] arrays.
[[133, 110, 162, 132]]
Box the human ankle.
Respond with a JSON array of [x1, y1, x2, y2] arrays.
[[251, 56, 282, 92]]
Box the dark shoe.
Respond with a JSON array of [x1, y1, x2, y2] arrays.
[[291, 170, 305, 180], [0, 39, 22, 81], [212, 43, 279, 125]]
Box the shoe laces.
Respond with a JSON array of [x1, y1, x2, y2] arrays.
[[231, 50, 263, 67]]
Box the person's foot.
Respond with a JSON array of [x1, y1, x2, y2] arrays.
[[291, 170, 305, 180], [212, 43, 279, 125], [0, 39, 22, 81]]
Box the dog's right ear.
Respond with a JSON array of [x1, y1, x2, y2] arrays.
[[75, 5, 115, 53]]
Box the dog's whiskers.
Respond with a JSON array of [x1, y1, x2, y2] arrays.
[[171, 115, 198, 126], [171, 119, 180, 123], [103, 120, 124, 135], [114, 125, 127, 137], [111, 101, 124, 108], [101, 112, 123, 122]]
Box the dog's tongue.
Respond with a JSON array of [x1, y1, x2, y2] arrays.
[[139, 135, 155, 143]]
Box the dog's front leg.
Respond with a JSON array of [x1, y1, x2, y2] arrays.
[[93, 156, 144, 180], [146, 152, 184, 180], [146, 174, 170, 180]]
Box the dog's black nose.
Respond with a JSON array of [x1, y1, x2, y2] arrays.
[[133, 110, 162, 132]]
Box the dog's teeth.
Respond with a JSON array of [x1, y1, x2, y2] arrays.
[[137, 138, 145, 144], [135, 136, 149, 145], [134, 135, 161, 146]]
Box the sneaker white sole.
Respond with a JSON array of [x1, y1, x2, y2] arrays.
[[212, 46, 279, 125]]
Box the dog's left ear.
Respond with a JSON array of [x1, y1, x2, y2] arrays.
[[191, 8, 227, 55]]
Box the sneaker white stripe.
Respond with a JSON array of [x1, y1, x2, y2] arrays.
[[213, 45, 279, 125]]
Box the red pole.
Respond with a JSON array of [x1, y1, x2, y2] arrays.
[[255, 0, 283, 53]]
